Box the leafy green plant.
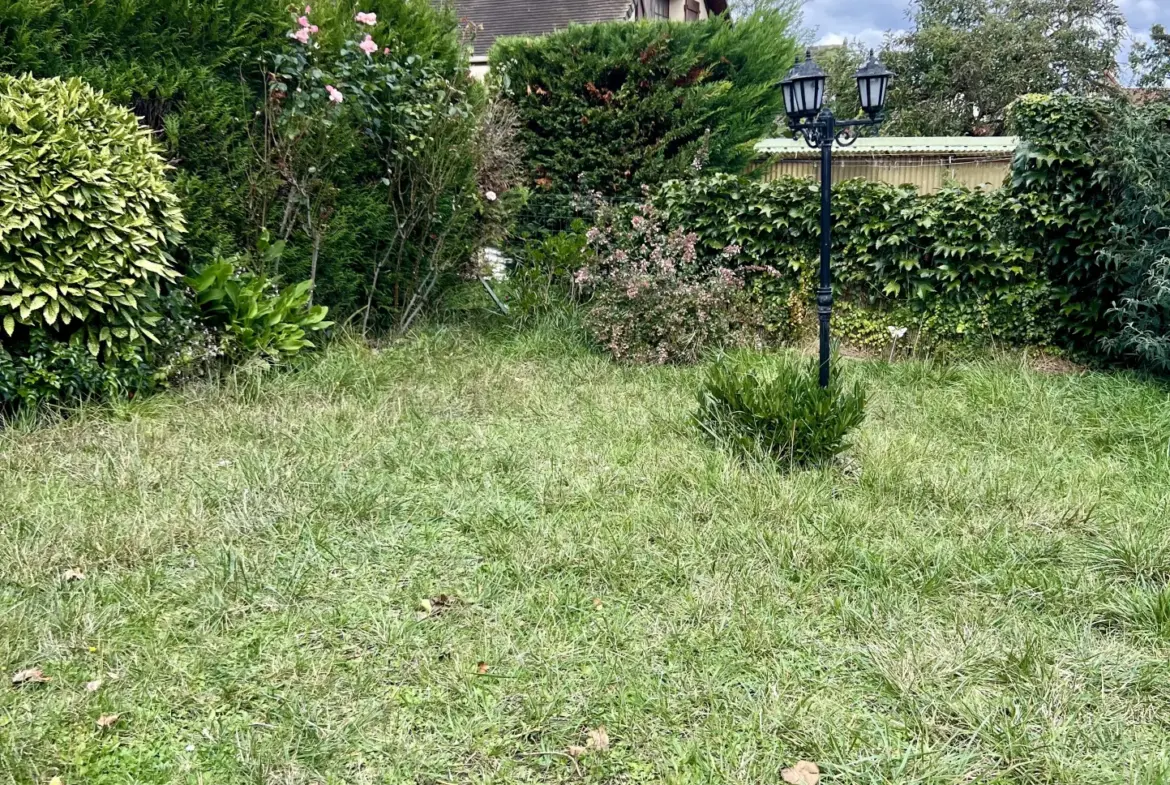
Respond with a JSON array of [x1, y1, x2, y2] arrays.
[[187, 254, 332, 367], [501, 225, 588, 323], [696, 352, 866, 467], [491, 10, 798, 235], [0, 74, 186, 355]]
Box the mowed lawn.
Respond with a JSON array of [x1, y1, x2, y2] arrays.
[[2, 325, 1170, 785]]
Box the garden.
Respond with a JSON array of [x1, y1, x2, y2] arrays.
[[2, 1, 1170, 783]]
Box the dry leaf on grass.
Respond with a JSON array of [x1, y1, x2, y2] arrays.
[[62, 568, 85, 582], [84, 679, 103, 693], [781, 760, 820, 785], [48, 777, 64, 785], [416, 594, 461, 620], [567, 726, 610, 757], [591, 597, 603, 609], [586, 726, 610, 751], [96, 714, 120, 730], [12, 668, 49, 687], [476, 661, 489, 674]]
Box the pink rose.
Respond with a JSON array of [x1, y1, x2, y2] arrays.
[[309, 24, 318, 32], [291, 27, 310, 44], [383, 47, 390, 55], [354, 11, 377, 25], [297, 15, 310, 27], [304, 4, 311, 11], [325, 85, 344, 103], [359, 34, 378, 55]]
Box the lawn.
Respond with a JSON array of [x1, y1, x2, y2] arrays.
[[2, 324, 1169, 784]]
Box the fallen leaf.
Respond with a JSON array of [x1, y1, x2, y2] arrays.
[[476, 661, 489, 674], [12, 668, 49, 687], [591, 597, 603, 609], [85, 679, 103, 693], [781, 761, 820, 785], [62, 568, 85, 582], [416, 594, 460, 620], [96, 713, 120, 730], [586, 725, 610, 751], [49, 777, 64, 785], [566, 745, 588, 758]]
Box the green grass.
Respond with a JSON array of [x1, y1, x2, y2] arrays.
[[3, 324, 1170, 784]]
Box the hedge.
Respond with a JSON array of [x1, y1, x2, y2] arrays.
[[490, 11, 798, 234]]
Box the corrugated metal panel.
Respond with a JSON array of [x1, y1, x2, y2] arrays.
[[759, 156, 1012, 193], [755, 136, 1020, 157]]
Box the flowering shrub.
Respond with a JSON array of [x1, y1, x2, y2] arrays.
[[260, 6, 483, 332], [577, 203, 774, 364]]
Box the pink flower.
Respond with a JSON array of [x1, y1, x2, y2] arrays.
[[309, 24, 318, 32], [291, 27, 310, 43], [297, 15, 310, 27], [383, 47, 390, 54], [354, 11, 377, 25], [325, 85, 344, 103], [304, 4, 311, 12], [359, 34, 378, 55]]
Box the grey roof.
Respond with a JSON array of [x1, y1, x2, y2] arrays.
[[451, 0, 635, 59], [756, 136, 1020, 157]]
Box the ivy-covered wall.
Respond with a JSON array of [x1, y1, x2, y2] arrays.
[[653, 174, 1059, 353]]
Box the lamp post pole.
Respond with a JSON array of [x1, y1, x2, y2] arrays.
[[780, 50, 893, 388], [816, 108, 834, 388]]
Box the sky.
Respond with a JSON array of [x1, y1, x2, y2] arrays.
[[802, 0, 1164, 82]]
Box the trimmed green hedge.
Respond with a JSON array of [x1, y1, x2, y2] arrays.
[[490, 11, 797, 233]]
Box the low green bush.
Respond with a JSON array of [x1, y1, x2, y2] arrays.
[[187, 245, 332, 369], [696, 352, 866, 467]]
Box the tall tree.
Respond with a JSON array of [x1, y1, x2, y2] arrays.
[[1130, 24, 1170, 89], [882, 0, 1125, 135]]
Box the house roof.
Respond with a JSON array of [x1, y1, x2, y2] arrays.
[[756, 136, 1021, 158], [452, 0, 635, 60]]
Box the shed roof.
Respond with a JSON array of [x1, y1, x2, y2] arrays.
[[756, 136, 1020, 157]]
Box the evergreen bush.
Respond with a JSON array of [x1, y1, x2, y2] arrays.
[[696, 352, 866, 467], [490, 11, 798, 233]]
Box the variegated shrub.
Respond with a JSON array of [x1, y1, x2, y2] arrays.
[[0, 74, 185, 355]]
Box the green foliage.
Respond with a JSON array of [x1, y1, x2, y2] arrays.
[[1008, 94, 1122, 348], [0, 329, 154, 409], [654, 173, 1058, 352], [187, 249, 332, 367], [501, 227, 589, 325], [490, 10, 798, 231], [0, 74, 185, 357], [696, 351, 866, 467], [1130, 24, 1170, 89], [1, 0, 474, 324], [1098, 103, 1170, 371], [882, 0, 1125, 135]]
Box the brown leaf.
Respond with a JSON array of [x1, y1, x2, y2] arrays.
[[566, 745, 588, 758], [586, 725, 610, 751], [591, 597, 603, 609], [84, 679, 103, 693], [62, 568, 85, 582], [49, 777, 64, 785], [417, 594, 460, 620], [781, 761, 820, 785], [476, 661, 489, 674], [96, 713, 120, 730], [12, 668, 50, 687]]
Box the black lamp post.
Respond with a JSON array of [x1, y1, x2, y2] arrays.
[[780, 49, 893, 387]]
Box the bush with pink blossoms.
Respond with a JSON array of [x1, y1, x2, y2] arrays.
[[577, 203, 777, 364]]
